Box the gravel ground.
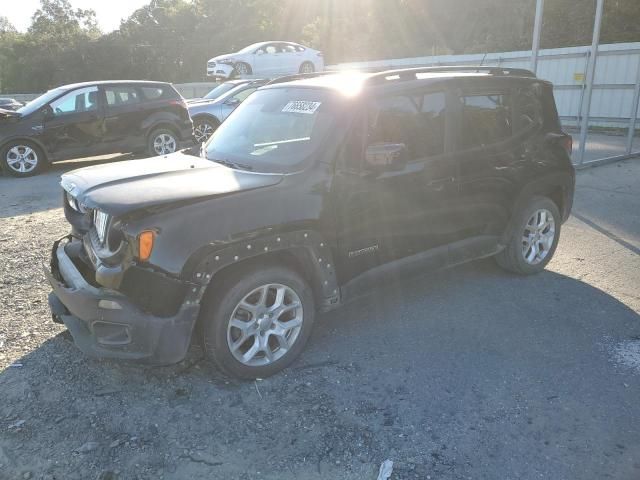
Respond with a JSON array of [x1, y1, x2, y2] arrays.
[[0, 157, 639, 480]]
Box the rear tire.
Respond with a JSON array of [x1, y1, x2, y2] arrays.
[[148, 128, 178, 156], [0, 140, 45, 177], [495, 196, 561, 275], [200, 264, 315, 379]]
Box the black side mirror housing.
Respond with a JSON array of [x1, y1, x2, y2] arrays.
[[365, 143, 408, 171], [41, 105, 54, 119]]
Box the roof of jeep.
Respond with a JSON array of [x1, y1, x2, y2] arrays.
[[261, 68, 543, 95]]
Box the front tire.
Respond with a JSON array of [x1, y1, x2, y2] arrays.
[[193, 117, 219, 143], [1, 141, 45, 177], [299, 62, 315, 74], [200, 264, 315, 379], [495, 196, 561, 275], [233, 62, 252, 77], [148, 128, 178, 156]]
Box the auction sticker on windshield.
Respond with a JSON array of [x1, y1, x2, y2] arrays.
[[282, 101, 322, 115]]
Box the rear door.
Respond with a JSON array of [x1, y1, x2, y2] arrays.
[[101, 84, 146, 153], [41, 85, 106, 160], [450, 83, 520, 261], [334, 88, 462, 283]]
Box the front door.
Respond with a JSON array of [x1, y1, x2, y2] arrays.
[[253, 43, 279, 76], [41, 85, 105, 160], [333, 89, 462, 284]]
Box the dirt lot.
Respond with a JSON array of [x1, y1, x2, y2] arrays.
[[1, 157, 639, 480]]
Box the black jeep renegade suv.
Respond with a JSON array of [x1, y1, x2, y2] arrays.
[[46, 67, 575, 378]]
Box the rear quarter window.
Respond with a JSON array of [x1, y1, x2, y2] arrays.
[[140, 85, 178, 101], [459, 93, 511, 148]]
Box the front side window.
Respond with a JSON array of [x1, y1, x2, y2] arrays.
[[204, 82, 240, 100], [459, 93, 511, 148], [49, 86, 99, 116], [205, 88, 340, 173], [105, 86, 140, 107], [231, 87, 258, 103], [367, 91, 446, 161]]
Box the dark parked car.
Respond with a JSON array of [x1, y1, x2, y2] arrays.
[[0, 80, 193, 177], [46, 67, 574, 378], [0, 97, 23, 111], [188, 79, 267, 143]]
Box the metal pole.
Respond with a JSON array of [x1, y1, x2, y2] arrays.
[[626, 55, 640, 154], [577, 0, 604, 166], [531, 0, 544, 74]]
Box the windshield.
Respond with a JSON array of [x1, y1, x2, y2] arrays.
[[204, 82, 242, 100], [17, 88, 65, 116], [238, 43, 262, 54], [204, 88, 340, 173]]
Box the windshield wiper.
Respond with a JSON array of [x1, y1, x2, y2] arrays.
[[210, 158, 254, 171]]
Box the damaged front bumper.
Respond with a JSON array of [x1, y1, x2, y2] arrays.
[[45, 237, 200, 365]]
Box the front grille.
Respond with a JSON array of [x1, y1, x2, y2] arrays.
[[93, 210, 110, 245], [207, 61, 216, 68]]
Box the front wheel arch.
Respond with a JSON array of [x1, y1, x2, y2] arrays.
[[182, 231, 341, 314]]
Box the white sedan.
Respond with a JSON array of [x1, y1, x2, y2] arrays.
[[207, 41, 324, 79]]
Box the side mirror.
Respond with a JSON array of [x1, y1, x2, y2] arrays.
[[365, 143, 408, 171], [41, 105, 54, 119], [224, 97, 241, 107]]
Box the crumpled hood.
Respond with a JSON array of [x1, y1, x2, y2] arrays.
[[61, 151, 283, 217], [212, 53, 237, 63]]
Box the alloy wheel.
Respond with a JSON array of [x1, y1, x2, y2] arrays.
[[153, 133, 177, 155], [521, 208, 556, 265], [235, 63, 250, 75], [6, 145, 38, 174], [300, 62, 314, 74], [226, 283, 304, 367], [194, 122, 214, 143]]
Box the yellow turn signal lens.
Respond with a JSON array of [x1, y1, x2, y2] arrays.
[[138, 230, 155, 261]]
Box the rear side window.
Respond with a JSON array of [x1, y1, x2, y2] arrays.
[[367, 91, 446, 161], [459, 93, 511, 148], [104, 86, 140, 107]]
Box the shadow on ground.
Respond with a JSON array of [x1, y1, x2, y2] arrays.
[[2, 260, 640, 480]]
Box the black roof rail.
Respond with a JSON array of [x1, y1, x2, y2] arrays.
[[265, 71, 337, 85], [366, 65, 536, 84]]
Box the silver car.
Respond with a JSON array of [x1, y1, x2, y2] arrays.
[[188, 80, 267, 143]]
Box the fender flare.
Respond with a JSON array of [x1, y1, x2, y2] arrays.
[[182, 230, 341, 311]]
